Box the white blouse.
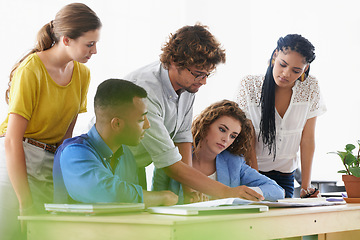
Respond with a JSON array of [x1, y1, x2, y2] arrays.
[[236, 75, 327, 173]]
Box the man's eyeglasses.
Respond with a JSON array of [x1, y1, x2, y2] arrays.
[[186, 68, 214, 81]]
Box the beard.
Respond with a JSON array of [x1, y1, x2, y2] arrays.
[[184, 86, 200, 93]]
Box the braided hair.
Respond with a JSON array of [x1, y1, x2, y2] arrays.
[[259, 34, 315, 159]]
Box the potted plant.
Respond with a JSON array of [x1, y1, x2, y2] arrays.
[[329, 140, 360, 198]]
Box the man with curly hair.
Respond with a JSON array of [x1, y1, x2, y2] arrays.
[[125, 24, 263, 202]]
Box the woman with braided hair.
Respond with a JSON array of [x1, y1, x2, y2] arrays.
[[236, 34, 326, 198], [0, 3, 101, 239]]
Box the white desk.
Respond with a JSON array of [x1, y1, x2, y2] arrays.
[[20, 204, 360, 240]]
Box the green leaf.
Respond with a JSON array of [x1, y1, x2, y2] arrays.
[[337, 170, 348, 174], [345, 144, 356, 152], [349, 167, 360, 177], [344, 154, 357, 165], [327, 151, 347, 160]]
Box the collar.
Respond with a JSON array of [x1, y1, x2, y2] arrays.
[[87, 125, 124, 162], [159, 63, 179, 101], [111, 146, 124, 161]]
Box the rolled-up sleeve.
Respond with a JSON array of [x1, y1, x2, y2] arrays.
[[138, 95, 182, 169], [60, 144, 144, 203]]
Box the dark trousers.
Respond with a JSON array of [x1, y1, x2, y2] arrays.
[[260, 170, 295, 198]]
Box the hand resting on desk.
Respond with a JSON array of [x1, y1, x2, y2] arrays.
[[143, 190, 178, 208]]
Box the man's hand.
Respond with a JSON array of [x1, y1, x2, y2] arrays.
[[163, 161, 264, 201], [160, 190, 179, 206], [184, 190, 209, 204], [143, 190, 178, 208]]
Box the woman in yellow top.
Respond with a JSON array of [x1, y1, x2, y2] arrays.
[[0, 3, 101, 239]]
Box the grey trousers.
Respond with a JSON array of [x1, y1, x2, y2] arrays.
[[0, 137, 54, 240]]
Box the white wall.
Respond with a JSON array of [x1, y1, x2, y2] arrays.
[[0, 0, 359, 184]]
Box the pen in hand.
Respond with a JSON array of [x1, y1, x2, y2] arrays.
[[301, 188, 318, 198]]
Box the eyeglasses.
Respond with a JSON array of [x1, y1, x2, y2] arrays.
[[186, 67, 214, 81]]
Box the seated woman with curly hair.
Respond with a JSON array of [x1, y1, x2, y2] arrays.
[[152, 100, 285, 203]]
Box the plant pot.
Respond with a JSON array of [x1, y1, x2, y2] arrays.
[[342, 175, 360, 198]]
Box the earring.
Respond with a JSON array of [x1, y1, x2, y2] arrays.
[[271, 58, 275, 67], [300, 73, 306, 82]]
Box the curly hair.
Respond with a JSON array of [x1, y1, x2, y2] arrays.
[[160, 23, 226, 71], [192, 100, 253, 162]]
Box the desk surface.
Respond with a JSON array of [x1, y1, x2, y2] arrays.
[[21, 204, 360, 240]]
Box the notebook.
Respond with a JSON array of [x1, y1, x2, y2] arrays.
[[45, 202, 145, 214], [147, 205, 268, 216]]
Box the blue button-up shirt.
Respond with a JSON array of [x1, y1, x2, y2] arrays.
[[53, 125, 144, 203]]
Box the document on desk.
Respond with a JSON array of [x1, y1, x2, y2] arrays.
[[178, 197, 345, 208], [147, 198, 268, 216], [148, 197, 346, 215], [264, 198, 346, 208], [45, 202, 145, 214]]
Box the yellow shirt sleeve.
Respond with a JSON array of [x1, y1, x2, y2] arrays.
[[0, 53, 91, 144]]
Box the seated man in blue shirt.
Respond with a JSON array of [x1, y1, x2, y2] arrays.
[[53, 79, 178, 207]]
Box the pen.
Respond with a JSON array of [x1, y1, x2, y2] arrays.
[[326, 197, 345, 202]]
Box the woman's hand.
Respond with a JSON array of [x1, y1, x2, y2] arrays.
[[227, 185, 265, 201], [19, 203, 37, 233], [5, 114, 33, 211], [300, 187, 320, 198]]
